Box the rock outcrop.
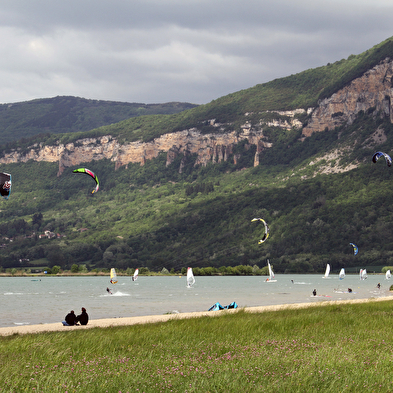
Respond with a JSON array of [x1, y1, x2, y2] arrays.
[[0, 127, 271, 176], [302, 58, 393, 136], [1, 58, 392, 173]]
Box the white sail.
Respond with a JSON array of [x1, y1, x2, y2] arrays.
[[360, 269, 367, 280], [187, 267, 195, 287], [386, 270, 391, 280], [110, 268, 118, 284], [132, 268, 139, 281], [339, 268, 345, 280], [266, 260, 277, 282], [323, 264, 330, 279]]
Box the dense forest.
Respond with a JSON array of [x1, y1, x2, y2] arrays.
[[1, 113, 393, 274]]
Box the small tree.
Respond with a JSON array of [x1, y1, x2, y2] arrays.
[[71, 264, 79, 273], [52, 265, 61, 275]]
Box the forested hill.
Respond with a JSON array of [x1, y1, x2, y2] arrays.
[[0, 37, 393, 275], [0, 96, 197, 145]]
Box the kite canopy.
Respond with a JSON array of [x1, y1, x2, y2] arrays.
[[73, 168, 99, 194], [208, 302, 238, 311], [251, 218, 270, 243], [349, 243, 358, 255], [372, 151, 392, 167], [0, 172, 11, 200]]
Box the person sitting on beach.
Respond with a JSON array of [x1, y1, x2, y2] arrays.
[[64, 310, 78, 326], [76, 307, 89, 325]]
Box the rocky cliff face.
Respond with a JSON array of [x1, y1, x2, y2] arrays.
[[302, 58, 393, 136], [0, 127, 272, 176], [1, 58, 392, 173]]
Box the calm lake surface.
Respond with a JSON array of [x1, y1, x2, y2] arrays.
[[1, 274, 392, 327]]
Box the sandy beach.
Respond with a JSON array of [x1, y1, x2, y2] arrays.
[[1, 296, 392, 337]]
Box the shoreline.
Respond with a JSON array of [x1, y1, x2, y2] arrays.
[[1, 296, 392, 337]]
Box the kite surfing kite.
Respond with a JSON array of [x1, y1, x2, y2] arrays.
[[0, 172, 11, 200], [372, 151, 392, 167], [73, 168, 99, 194], [349, 243, 358, 255], [251, 218, 270, 243]]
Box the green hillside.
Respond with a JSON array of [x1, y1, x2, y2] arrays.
[[0, 96, 197, 145], [1, 113, 392, 274], [1, 37, 393, 274]]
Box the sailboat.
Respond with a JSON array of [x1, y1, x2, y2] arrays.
[[186, 267, 195, 287], [386, 270, 391, 280], [110, 268, 118, 284], [360, 269, 367, 280], [132, 268, 139, 281], [322, 264, 330, 279], [339, 268, 345, 280], [266, 260, 277, 282]]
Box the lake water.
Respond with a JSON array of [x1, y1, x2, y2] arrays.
[[1, 274, 392, 328]]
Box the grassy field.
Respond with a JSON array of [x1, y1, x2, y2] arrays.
[[1, 301, 393, 392]]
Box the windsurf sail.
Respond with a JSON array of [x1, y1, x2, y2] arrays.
[[187, 267, 195, 287], [360, 269, 367, 280], [266, 260, 277, 282], [323, 264, 330, 279], [0, 172, 12, 200], [386, 270, 391, 280], [132, 268, 139, 281], [339, 268, 345, 280], [73, 168, 99, 194], [110, 268, 118, 284]]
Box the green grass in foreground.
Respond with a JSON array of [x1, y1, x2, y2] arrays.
[[1, 301, 393, 392]]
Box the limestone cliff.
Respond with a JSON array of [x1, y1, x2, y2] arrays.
[[0, 127, 272, 176], [1, 58, 392, 173], [302, 58, 393, 136]]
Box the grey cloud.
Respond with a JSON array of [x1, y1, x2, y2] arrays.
[[0, 0, 392, 105]]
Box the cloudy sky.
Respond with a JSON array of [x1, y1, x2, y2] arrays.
[[0, 0, 392, 105]]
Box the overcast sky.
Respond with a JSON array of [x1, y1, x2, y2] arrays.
[[0, 0, 392, 105]]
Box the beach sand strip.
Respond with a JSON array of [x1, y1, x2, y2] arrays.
[[1, 296, 392, 337]]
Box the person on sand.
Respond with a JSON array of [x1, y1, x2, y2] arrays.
[[63, 310, 78, 326], [312, 289, 317, 296], [76, 307, 89, 325]]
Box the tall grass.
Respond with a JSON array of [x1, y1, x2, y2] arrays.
[[1, 300, 393, 392]]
